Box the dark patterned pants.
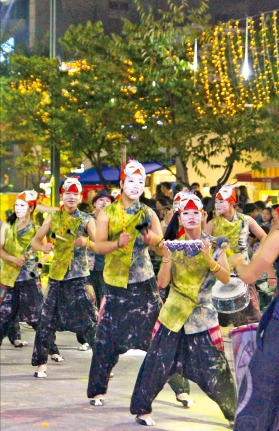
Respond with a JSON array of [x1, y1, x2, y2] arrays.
[[234, 312, 279, 431], [130, 323, 236, 422], [89, 269, 106, 310], [87, 277, 162, 398], [32, 277, 98, 366], [0, 279, 43, 343]]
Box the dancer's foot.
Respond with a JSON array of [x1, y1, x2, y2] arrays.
[[135, 414, 155, 426], [90, 395, 105, 406], [176, 393, 195, 408], [14, 339, 28, 348], [78, 343, 90, 351], [50, 354, 65, 362], [34, 364, 47, 378]]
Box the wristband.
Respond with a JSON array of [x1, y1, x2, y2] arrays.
[[117, 239, 121, 248], [153, 235, 163, 245], [212, 264, 221, 274], [86, 237, 90, 247], [210, 261, 219, 272]]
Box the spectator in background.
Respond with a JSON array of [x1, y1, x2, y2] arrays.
[[254, 200, 266, 223], [260, 207, 272, 231], [190, 182, 203, 200], [235, 203, 244, 213], [243, 202, 261, 224], [140, 192, 156, 211], [155, 182, 173, 220], [202, 185, 217, 221], [159, 182, 173, 206], [237, 185, 251, 206]]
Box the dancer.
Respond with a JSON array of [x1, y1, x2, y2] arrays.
[[205, 184, 277, 326], [77, 189, 114, 351], [31, 178, 98, 378], [87, 159, 163, 406], [0, 190, 45, 345], [130, 191, 236, 427], [230, 230, 279, 431], [90, 189, 115, 309]]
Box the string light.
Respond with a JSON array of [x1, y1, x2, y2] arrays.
[[242, 18, 251, 80]]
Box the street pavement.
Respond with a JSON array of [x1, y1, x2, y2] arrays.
[[1, 324, 235, 431]]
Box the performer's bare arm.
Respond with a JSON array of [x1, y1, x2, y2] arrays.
[[95, 209, 128, 254], [231, 230, 279, 286], [141, 211, 163, 246], [74, 217, 96, 252], [0, 222, 25, 265], [157, 242, 172, 289], [248, 216, 277, 284], [200, 241, 230, 285], [31, 216, 53, 254]]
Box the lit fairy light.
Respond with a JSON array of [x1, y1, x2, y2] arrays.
[[242, 17, 251, 80]]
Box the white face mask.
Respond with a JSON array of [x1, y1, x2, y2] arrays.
[[94, 197, 112, 210], [180, 209, 202, 229], [14, 199, 29, 219], [62, 192, 82, 208], [215, 199, 229, 216], [123, 174, 145, 200]]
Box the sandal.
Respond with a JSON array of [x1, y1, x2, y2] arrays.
[[14, 339, 28, 348], [90, 397, 105, 406], [135, 415, 155, 426], [34, 365, 47, 378], [176, 393, 195, 408], [51, 354, 65, 362]]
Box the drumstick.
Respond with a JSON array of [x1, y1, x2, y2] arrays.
[[51, 233, 70, 242], [66, 229, 77, 237], [30, 262, 43, 278]]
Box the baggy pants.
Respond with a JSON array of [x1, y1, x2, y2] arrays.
[[130, 323, 236, 422]]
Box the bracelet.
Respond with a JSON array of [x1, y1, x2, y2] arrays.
[[86, 237, 90, 247], [117, 239, 121, 248], [153, 235, 163, 246], [162, 258, 171, 263], [212, 264, 221, 274], [268, 278, 277, 280], [210, 261, 219, 272]]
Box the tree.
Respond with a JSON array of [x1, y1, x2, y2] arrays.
[[1, 55, 83, 191]]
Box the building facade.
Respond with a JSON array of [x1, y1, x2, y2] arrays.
[[1, 0, 279, 53]]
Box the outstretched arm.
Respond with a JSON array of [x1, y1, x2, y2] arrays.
[[231, 230, 279, 285]]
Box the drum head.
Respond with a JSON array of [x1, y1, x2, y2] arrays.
[[212, 277, 250, 314]]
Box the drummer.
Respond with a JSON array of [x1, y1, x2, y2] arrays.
[[130, 191, 236, 428], [230, 230, 279, 431], [205, 184, 277, 326]]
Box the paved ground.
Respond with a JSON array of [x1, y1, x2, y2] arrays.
[[1, 324, 235, 431]]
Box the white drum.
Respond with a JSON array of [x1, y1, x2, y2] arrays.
[[229, 323, 258, 389], [212, 276, 250, 314]]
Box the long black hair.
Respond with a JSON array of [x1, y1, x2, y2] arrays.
[[164, 211, 180, 240], [7, 205, 36, 226]]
